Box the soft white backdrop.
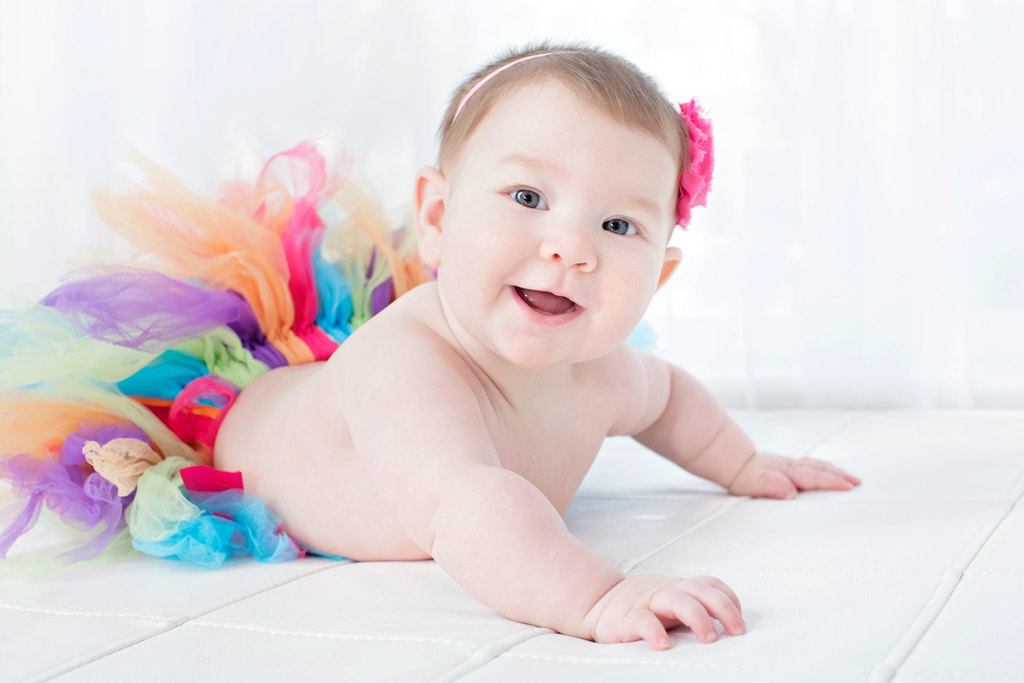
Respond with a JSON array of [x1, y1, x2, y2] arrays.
[[1, 0, 1021, 408]]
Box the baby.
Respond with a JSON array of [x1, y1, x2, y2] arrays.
[[214, 43, 861, 650], [0, 41, 860, 650]]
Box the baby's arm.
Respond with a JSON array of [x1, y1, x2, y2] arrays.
[[337, 334, 621, 638], [337, 333, 744, 647], [607, 344, 756, 489], [612, 345, 860, 497]]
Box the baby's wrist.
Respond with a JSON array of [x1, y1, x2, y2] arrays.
[[725, 450, 758, 491], [683, 417, 758, 490]]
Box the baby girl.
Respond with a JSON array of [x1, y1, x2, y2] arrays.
[[0, 41, 859, 651], [216, 43, 860, 649]]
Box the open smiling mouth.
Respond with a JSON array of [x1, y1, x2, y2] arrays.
[[512, 286, 583, 324]]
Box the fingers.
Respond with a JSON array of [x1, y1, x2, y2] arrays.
[[798, 457, 861, 485], [650, 584, 746, 643], [682, 582, 747, 636], [789, 466, 854, 491], [599, 575, 751, 650], [787, 458, 860, 491], [760, 469, 799, 499], [626, 606, 671, 650], [692, 575, 743, 612], [652, 593, 717, 643]]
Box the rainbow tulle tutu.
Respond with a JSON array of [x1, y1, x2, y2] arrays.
[[0, 142, 433, 572]]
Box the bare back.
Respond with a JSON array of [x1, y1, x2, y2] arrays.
[[214, 281, 615, 561]]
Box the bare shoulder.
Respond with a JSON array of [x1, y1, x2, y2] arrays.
[[321, 281, 483, 409], [319, 282, 503, 484], [579, 343, 671, 437]]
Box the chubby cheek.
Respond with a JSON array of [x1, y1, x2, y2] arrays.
[[457, 218, 521, 285], [437, 220, 513, 316], [595, 265, 659, 345]]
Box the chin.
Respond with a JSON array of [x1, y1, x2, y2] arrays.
[[498, 340, 570, 369]]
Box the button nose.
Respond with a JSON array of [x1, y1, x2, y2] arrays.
[[540, 230, 596, 273]]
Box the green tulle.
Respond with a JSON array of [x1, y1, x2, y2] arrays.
[[172, 326, 270, 390], [0, 520, 138, 580], [125, 456, 202, 543], [0, 308, 198, 461]]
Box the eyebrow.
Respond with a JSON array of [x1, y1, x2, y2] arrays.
[[497, 153, 664, 218]]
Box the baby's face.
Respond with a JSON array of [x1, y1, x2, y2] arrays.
[[418, 80, 680, 369]]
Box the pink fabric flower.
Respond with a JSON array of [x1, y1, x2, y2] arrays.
[[675, 99, 715, 229]]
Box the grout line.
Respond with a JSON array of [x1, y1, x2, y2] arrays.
[[28, 621, 178, 683], [618, 497, 743, 576], [432, 627, 555, 682], [0, 602, 175, 622], [869, 468, 1024, 682], [41, 560, 346, 681], [586, 414, 872, 576], [190, 619, 480, 648]]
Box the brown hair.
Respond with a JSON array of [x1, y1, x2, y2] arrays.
[[435, 40, 688, 235]]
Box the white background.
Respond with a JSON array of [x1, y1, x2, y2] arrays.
[[1, 0, 1021, 408]]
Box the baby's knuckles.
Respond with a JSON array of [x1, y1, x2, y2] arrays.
[[584, 575, 687, 644], [589, 576, 669, 643], [582, 574, 745, 646]]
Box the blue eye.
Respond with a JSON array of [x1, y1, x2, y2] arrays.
[[603, 218, 638, 237], [506, 186, 641, 238], [510, 188, 548, 210]]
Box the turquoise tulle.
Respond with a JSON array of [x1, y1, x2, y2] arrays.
[[129, 491, 302, 569], [115, 350, 210, 401], [125, 456, 301, 569], [312, 244, 355, 344]]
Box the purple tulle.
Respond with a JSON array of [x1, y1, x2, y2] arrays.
[[365, 249, 395, 317], [249, 343, 288, 369], [39, 266, 290, 369], [70, 472, 127, 561], [0, 421, 145, 560], [222, 290, 288, 369], [371, 279, 393, 317], [60, 421, 151, 466], [41, 267, 248, 353], [0, 490, 43, 557]]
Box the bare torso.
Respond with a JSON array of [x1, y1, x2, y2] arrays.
[[214, 281, 614, 561]]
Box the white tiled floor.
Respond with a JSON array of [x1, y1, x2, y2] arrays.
[[2, 409, 1022, 682]]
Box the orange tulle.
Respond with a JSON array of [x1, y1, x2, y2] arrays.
[[0, 393, 138, 459], [91, 150, 315, 365]]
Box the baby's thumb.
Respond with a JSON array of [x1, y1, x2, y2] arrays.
[[760, 470, 798, 499]]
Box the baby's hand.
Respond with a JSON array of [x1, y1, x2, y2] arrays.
[[727, 452, 861, 499], [583, 574, 747, 650]]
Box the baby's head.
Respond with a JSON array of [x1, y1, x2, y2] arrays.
[[414, 41, 706, 369]]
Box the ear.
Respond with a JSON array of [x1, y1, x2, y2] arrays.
[[656, 246, 682, 291], [413, 165, 448, 269]]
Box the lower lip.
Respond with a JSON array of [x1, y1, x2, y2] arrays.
[[510, 286, 584, 327]]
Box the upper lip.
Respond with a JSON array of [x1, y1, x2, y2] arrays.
[[514, 284, 582, 308]]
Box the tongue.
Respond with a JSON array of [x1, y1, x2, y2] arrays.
[[518, 287, 575, 315]]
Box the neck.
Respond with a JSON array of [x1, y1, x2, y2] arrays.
[[432, 281, 571, 409]]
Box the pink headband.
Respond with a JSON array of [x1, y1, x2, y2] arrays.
[[452, 51, 715, 230]]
